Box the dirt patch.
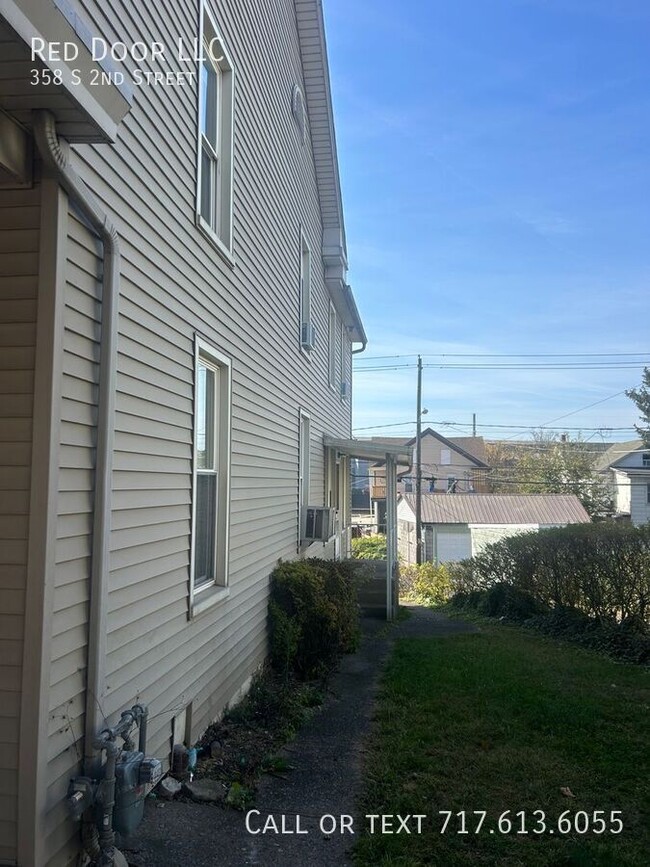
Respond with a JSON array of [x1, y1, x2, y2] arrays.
[[161, 668, 325, 807]]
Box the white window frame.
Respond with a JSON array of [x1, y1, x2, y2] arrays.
[[642, 452, 650, 468], [440, 448, 452, 466], [299, 230, 312, 354], [189, 337, 232, 617], [299, 409, 311, 543], [196, 2, 235, 262], [328, 301, 336, 389]]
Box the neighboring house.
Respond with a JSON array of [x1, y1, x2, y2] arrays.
[[397, 494, 590, 565], [0, 1, 366, 864], [364, 430, 490, 524], [595, 440, 650, 525]]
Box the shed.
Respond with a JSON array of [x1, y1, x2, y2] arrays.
[[397, 493, 591, 564]]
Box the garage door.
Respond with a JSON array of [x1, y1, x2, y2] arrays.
[[435, 529, 472, 563]]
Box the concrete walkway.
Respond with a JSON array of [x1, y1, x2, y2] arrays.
[[123, 607, 476, 867]]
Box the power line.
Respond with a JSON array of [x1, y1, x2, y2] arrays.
[[352, 419, 635, 432], [356, 352, 650, 360], [538, 391, 627, 427], [356, 362, 646, 371]]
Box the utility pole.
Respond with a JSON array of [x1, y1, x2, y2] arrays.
[[415, 355, 423, 564], [472, 413, 477, 437]]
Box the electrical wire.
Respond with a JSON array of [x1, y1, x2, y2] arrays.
[[352, 420, 635, 432], [355, 362, 646, 371], [357, 352, 650, 360]]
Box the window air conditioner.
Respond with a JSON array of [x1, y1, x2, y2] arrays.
[[302, 506, 335, 542], [301, 322, 316, 350]]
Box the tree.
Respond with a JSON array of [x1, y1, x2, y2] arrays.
[[626, 368, 650, 447], [485, 433, 614, 520]]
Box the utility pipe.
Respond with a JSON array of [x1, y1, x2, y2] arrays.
[[33, 110, 120, 780]]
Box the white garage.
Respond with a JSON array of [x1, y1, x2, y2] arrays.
[[397, 493, 590, 565]]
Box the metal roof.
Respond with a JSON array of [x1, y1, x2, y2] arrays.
[[400, 493, 591, 525]]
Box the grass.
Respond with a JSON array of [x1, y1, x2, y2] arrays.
[[355, 623, 649, 866]]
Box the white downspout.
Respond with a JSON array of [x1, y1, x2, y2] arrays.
[[33, 110, 119, 778]]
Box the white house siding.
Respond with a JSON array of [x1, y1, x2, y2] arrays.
[[398, 519, 416, 563], [0, 184, 40, 865], [433, 527, 472, 563], [613, 470, 631, 515], [470, 524, 538, 557], [39, 0, 354, 863], [630, 481, 650, 526]]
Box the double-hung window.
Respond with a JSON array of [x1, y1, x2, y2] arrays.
[[191, 339, 231, 613], [197, 5, 234, 254]]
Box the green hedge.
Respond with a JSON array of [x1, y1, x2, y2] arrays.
[[351, 534, 387, 560], [448, 523, 650, 625], [268, 558, 362, 679], [400, 562, 454, 606], [448, 523, 650, 663]]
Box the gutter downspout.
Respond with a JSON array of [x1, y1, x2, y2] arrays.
[[33, 110, 119, 779]]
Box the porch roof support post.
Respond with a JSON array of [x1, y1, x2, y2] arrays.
[[385, 455, 398, 620]]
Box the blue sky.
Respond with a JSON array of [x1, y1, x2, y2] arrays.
[[324, 0, 650, 442]]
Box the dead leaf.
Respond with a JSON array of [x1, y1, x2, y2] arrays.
[[560, 786, 576, 798]]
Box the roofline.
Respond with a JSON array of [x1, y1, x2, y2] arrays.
[[402, 427, 489, 468], [294, 1, 366, 345], [608, 446, 650, 470]]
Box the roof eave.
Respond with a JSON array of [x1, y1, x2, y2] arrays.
[[295, 1, 366, 345]]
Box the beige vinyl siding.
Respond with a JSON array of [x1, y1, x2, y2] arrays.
[[0, 185, 39, 866], [43, 207, 100, 865], [41, 0, 354, 860]]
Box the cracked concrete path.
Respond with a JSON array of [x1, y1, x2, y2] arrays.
[[123, 606, 476, 867]]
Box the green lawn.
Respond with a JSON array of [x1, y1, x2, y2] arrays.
[[354, 623, 649, 866]]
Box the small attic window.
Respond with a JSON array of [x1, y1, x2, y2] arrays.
[[292, 84, 306, 144]]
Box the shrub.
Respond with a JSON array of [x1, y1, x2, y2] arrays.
[[477, 583, 546, 620], [400, 562, 454, 606], [351, 534, 387, 560], [445, 523, 650, 627], [268, 558, 362, 679]]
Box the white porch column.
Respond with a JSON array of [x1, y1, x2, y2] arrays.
[[385, 455, 398, 620]]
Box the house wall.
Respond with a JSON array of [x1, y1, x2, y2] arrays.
[[372, 435, 487, 497], [398, 519, 416, 564], [31, 0, 355, 863], [630, 480, 650, 526], [612, 469, 632, 515], [43, 205, 102, 861], [0, 184, 40, 866], [470, 524, 538, 557], [431, 526, 472, 563], [414, 436, 486, 493]]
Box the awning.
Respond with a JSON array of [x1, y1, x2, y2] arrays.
[[324, 434, 411, 622], [1, 0, 133, 143], [323, 435, 412, 465]]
